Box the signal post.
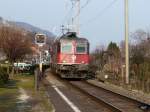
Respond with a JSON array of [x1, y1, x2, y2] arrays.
[[35, 33, 46, 90]]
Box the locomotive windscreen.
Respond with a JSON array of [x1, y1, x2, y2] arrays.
[[61, 42, 72, 54], [76, 43, 87, 53]]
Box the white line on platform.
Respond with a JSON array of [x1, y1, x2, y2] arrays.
[[52, 85, 81, 112]]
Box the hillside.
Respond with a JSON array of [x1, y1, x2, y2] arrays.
[[0, 17, 55, 38]]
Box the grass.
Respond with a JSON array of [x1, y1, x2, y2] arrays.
[[0, 74, 32, 111], [0, 73, 54, 112], [0, 79, 18, 112], [0, 88, 17, 95], [0, 78, 18, 95], [15, 74, 34, 90]]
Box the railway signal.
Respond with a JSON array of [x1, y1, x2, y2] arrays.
[[35, 33, 46, 46], [35, 33, 46, 73], [34, 33, 47, 90]]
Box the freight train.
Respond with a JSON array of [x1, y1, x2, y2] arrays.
[[50, 32, 91, 78]]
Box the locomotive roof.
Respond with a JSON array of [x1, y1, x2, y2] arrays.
[[59, 32, 88, 42]]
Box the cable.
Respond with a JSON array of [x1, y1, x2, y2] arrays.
[[61, 7, 73, 25], [55, 0, 92, 35], [54, 1, 74, 36], [73, 0, 92, 20], [81, 0, 92, 10], [81, 0, 118, 27]]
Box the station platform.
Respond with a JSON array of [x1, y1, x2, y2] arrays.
[[87, 79, 150, 105]]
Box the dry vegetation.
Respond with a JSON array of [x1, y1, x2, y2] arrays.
[[92, 29, 150, 93], [0, 25, 33, 80], [0, 26, 33, 63]]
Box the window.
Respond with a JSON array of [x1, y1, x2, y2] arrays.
[[61, 43, 72, 53], [76, 43, 86, 53]]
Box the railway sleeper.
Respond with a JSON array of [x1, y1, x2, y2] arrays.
[[58, 70, 87, 78]]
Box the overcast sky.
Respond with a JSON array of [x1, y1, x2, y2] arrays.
[[0, 0, 150, 50]]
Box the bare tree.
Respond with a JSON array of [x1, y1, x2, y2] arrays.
[[130, 29, 150, 92], [130, 29, 147, 44], [90, 45, 106, 71], [0, 26, 33, 77]]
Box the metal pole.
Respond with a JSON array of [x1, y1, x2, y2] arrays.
[[34, 69, 39, 91], [76, 0, 80, 36], [71, 0, 80, 35], [125, 0, 129, 84], [39, 51, 42, 73]]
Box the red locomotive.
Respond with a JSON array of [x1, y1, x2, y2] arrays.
[[50, 32, 90, 78]]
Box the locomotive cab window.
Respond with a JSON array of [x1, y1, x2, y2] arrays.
[[76, 43, 87, 54], [61, 43, 72, 54]]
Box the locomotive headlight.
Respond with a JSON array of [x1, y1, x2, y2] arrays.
[[81, 61, 85, 64], [63, 60, 66, 63]]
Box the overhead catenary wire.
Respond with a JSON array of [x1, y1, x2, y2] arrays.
[[62, 0, 73, 24], [53, 1, 74, 36], [73, 0, 92, 21], [81, 0, 118, 27], [61, 6, 74, 25], [81, 0, 92, 11], [56, 0, 117, 35], [55, 0, 92, 35]]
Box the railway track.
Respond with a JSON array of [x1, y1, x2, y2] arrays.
[[69, 81, 149, 112], [43, 71, 149, 112], [43, 72, 120, 112]]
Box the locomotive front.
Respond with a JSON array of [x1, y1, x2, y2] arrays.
[[56, 32, 90, 78]]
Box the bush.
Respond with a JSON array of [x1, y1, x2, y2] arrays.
[[0, 67, 9, 86]]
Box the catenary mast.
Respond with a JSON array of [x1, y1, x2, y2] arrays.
[[69, 0, 80, 36], [125, 0, 129, 84]]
